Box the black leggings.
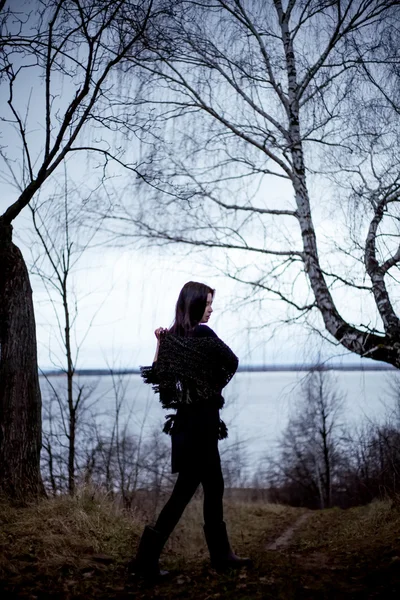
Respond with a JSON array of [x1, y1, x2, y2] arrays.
[[154, 453, 224, 539]]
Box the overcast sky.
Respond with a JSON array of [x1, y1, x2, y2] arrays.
[[1, 176, 368, 371], [0, 0, 383, 371]]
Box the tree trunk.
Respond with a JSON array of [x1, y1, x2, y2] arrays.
[[0, 220, 45, 502], [68, 409, 76, 495]]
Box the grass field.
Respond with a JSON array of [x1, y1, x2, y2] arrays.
[[1, 489, 399, 599]]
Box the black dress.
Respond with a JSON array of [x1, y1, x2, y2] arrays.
[[169, 324, 221, 473], [152, 324, 228, 537]]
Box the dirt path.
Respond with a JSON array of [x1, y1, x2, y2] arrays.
[[266, 512, 311, 551]]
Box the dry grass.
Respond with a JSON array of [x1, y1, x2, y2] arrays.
[[165, 493, 301, 568], [0, 488, 399, 599], [291, 497, 400, 554], [290, 495, 400, 589], [2, 491, 134, 556]]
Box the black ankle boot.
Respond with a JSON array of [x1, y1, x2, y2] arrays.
[[131, 525, 169, 579], [204, 521, 252, 571]]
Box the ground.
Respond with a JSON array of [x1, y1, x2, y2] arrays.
[[0, 490, 399, 599]]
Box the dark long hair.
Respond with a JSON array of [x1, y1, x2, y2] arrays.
[[170, 281, 214, 337]]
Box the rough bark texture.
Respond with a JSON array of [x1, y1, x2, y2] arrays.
[[0, 220, 45, 502]]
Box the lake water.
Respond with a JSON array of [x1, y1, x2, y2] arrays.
[[40, 369, 397, 476]]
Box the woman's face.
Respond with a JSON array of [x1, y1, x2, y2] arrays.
[[200, 293, 213, 323]]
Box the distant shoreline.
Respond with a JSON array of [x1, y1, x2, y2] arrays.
[[40, 363, 397, 377]]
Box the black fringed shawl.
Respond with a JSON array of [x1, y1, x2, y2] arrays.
[[141, 332, 238, 440]]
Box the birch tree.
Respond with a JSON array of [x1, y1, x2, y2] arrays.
[[0, 0, 157, 501], [112, 0, 400, 367]]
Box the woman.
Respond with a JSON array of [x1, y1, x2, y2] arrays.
[[134, 281, 250, 578]]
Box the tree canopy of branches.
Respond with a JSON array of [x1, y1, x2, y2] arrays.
[[263, 369, 400, 508], [113, 0, 400, 367], [268, 368, 345, 509], [0, 0, 159, 501]]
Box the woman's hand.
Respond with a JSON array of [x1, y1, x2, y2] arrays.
[[153, 327, 167, 362], [155, 327, 168, 340]]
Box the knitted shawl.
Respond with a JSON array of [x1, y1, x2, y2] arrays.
[[141, 333, 238, 439]]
